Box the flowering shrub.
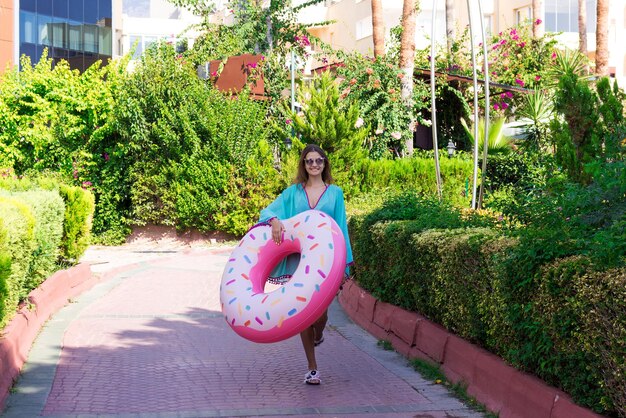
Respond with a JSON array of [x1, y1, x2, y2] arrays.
[[483, 21, 558, 115], [336, 52, 429, 159]]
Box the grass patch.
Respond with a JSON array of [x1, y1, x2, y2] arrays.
[[376, 339, 393, 350], [411, 357, 499, 418]]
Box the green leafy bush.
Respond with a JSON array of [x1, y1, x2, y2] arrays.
[[58, 184, 95, 263], [350, 193, 497, 308], [354, 153, 474, 207], [0, 190, 65, 290], [335, 52, 430, 158], [0, 223, 12, 325], [0, 196, 36, 328], [350, 190, 624, 415]]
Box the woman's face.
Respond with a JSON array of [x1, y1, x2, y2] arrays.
[[303, 151, 325, 177]]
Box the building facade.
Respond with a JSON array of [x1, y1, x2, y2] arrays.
[[299, 0, 625, 85], [118, 0, 201, 67], [0, 0, 122, 72]]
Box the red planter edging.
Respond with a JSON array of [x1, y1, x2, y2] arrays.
[[0, 263, 97, 410], [338, 280, 605, 418]]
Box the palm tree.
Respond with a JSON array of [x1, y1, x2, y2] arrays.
[[532, 0, 545, 38], [445, 0, 455, 53], [578, 0, 587, 54], [371, 0, 385, 57], [595, 0, 609, 75], [399, 0, 417, 155]]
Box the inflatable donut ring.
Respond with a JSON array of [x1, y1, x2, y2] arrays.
[[219, 209, 347, 343]]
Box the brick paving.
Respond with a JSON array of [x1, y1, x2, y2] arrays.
[[2, 236, 486, 418]]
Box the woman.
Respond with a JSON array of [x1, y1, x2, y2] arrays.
[[258, 143, 353, 385]]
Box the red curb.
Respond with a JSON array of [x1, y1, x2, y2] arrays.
[[442, 334, 479, 385], [339, 281, 606, 418], [389, 306, 420, 346], [551, 393, 604, 418], [372, 300, 395, 331], [466, 348, 516, 413], [415, 319, 449, 364], [0, 263, 95, 410]]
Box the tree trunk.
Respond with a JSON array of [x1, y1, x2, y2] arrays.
[[399, 0, 417, 155], [371, 0, 385, 57], [578, 0, 587, 54], [595, 0, 609, 75], [532, 0, 545, 38], [445, 0, 455, 53]]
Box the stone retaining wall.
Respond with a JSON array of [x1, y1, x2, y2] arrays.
[[338, 280, 605, 418]]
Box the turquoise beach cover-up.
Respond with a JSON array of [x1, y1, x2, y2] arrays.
[[258, 183, 353, 282]]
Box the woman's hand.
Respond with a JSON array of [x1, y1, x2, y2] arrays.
[[270, 218, 285, 244]]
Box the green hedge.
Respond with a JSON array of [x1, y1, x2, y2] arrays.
[[349, 196, 625, 416], [59, 184, 95, 262], [0, 196, 36, 328], [354, 154, 473, 208], [0, 222, 12, 325], [0, 176, 95, 328], [0, 190, 65, 291]]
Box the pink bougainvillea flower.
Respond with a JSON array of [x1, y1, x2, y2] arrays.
[[506, 91, 513, 98], [494, 103, 501, 110], [210, 71, 218, 77], [518, 42, 526, 48], [551, 52, 557, 59], [535, 75, 541, 81], [285, 119, 292, 125], [390, 132, 402, 140], [535, 19, 542, 25], [501, 102, 509, 109], [515, 78, 525, 87]]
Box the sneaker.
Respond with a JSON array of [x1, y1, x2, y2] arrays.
[[304, 370, 321, 385]]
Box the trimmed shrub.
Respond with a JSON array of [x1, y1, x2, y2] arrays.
[[0, 196, 36, 328], [354, 154, 473, 208], [58, 184, 95, 263], [0, 222, 12, 325], [523, 257, 625, 415], [0, 190, 64, 290]]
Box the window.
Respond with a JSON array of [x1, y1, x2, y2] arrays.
[[545, 0, 593, 33], [69, 22, 82, 50], [515, 7, 531, 25], [355, 17, 373, 40], [20, 11, 37, 44], [483, 14, 493, 35]]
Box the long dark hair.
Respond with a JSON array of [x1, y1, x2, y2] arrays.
[[294, 144, 333, 185]]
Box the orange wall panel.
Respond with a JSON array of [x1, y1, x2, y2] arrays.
[[0, 0, 14, 71]]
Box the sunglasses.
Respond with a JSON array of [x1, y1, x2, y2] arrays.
[[304, 158, 325, 166]]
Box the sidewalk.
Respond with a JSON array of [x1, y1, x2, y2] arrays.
[[2, 233, 486, 418]]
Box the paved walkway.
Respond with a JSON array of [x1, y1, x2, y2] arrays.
[[2, 235, 486, 418]]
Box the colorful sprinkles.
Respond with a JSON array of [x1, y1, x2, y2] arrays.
[[219, 210, 345, 342]]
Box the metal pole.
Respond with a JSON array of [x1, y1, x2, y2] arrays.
[[431, 0, 443, 201], [291, 50, 296, 111], [467, 0, 479, 210], [477, 0, 490, 209]]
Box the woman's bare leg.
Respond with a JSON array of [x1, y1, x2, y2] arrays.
[[299, 310, 329, 371], [300, 326, 317, 371]]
